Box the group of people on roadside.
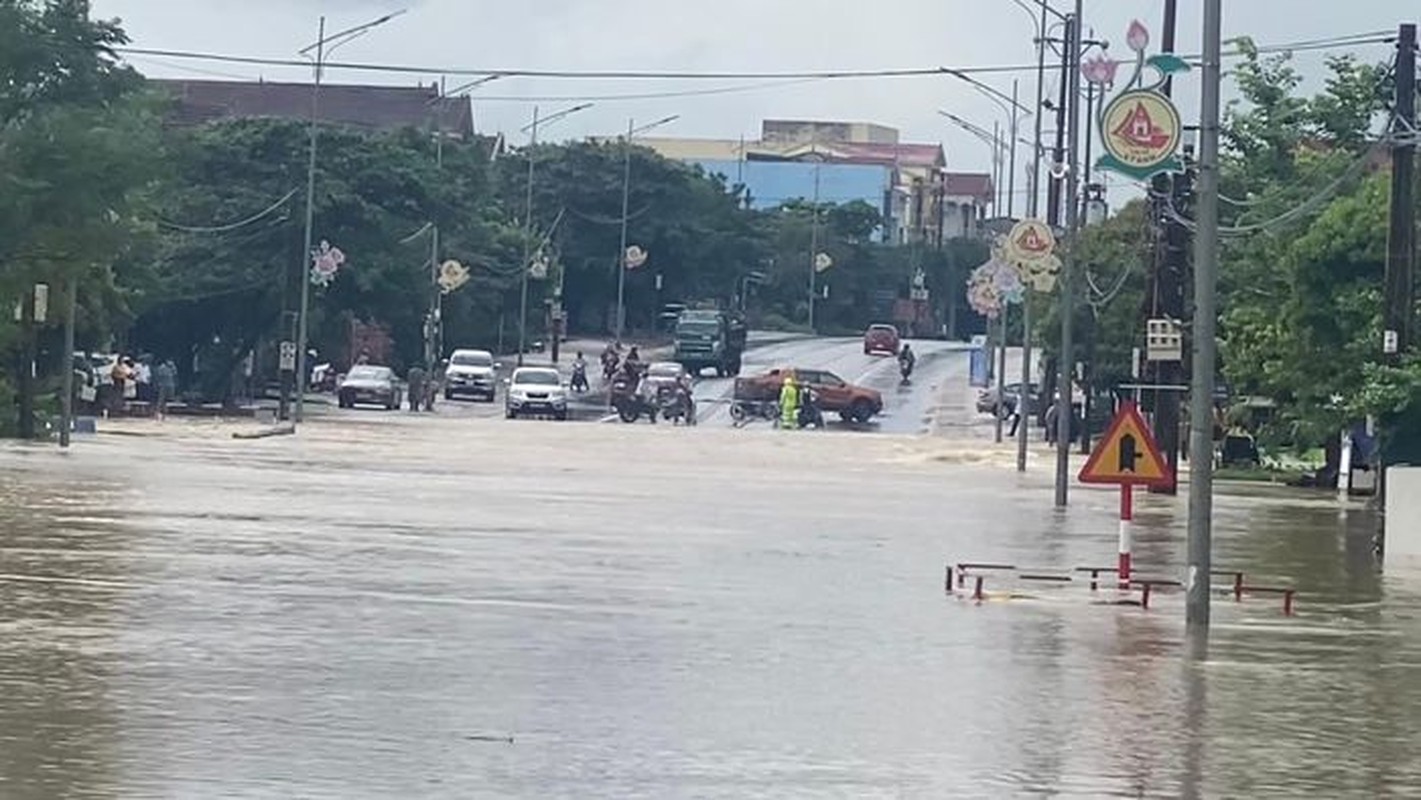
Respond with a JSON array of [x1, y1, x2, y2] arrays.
[[75, 354, 179, 418]]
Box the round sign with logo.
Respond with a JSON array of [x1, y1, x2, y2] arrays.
[[1005, 220, 1056, 264], [1099, 89, 1183, 179]]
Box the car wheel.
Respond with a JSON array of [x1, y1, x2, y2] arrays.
[[618, 407, 639, 424], [555, 410, 568, 421], [444, 390, 455, 401], [505, 407, 516, 419], [850, 399, 874, 424]]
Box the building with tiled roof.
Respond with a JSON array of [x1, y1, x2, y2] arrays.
[[153, 79, 475, 138]]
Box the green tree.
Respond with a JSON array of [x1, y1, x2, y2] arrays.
[[131, 119, 520, 400], [0, 0, 156, 436]]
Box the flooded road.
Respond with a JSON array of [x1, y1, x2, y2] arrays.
[[0, 416, 1409, 798]]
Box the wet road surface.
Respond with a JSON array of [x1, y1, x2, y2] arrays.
[[0, 376, 1409, 797], [431, 335, 971, 434]]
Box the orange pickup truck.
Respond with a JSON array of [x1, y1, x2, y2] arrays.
[[736, 367, 883, 423]]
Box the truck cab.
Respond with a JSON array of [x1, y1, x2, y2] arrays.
[[673, 309, 747, 377]]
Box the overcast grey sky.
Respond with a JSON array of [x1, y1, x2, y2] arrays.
[[93, 1, 1411, 203]]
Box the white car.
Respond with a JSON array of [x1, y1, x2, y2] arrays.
[[505, 367, 569, 420], [444, 349, 498, 402]]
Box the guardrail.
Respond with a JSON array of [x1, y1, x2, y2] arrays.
[[947, 561, 1296, 616]]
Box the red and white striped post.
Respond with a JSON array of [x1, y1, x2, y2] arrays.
[[1119, 484, 1133, 588]]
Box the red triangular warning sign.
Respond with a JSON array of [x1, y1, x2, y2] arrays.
[[1079, 402, 1173, 486]]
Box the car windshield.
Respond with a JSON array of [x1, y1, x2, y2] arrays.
[[649, 363, 683, 378], [450, 352, 492, 367], [818, 372, 846, 387], [347, 366, 390, 381], [515, 370, 560, 386], [677, 321, 719, 336], [869, 325, 896, 334]]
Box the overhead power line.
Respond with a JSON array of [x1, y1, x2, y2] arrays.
[[116, 32, 1393, 85], [156, 188, 299, 232]]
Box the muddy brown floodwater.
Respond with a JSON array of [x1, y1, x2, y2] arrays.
[[0, 417, 1412, 798]]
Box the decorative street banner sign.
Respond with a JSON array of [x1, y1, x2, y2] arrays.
[[437, 259, 470, 295], [1091, 20, 1191, 181], [310, 240, 345, 287], [624, 245, 648, 270], [1003, 219, 1060, 292]]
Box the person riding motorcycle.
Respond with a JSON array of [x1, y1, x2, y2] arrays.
[[624, 346, 643, 377], [898, 343, 916, 380], [600, 344, 620, 381], [571, 352, 590, 392]]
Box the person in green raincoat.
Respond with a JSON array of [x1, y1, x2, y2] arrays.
[[779, 370, 800, 429]]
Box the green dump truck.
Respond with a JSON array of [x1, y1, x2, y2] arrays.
[[673, 309, 748, 377]]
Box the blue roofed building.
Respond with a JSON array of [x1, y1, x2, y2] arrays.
[[634, 119, 993, 244]]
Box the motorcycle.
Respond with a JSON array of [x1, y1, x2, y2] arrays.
[[898, 357, 914, 385], [656, 384, 697, 426], [570, 362, 590, 394], [610, 375, 657, 424]]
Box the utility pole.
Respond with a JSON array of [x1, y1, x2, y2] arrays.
[[808, 153, 822, 333], [1046, 16, 1072, 229], [1053, 4, 1082, 508], [1187, 0, 1223, 629], [16, 286, 36, 439], [1384, 23, 1417, 362], [1150, 0, 1185, 496], [59, 275, 77, 448], [428, 82, 444, 373]]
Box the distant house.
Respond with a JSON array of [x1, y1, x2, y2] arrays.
[[632, 119, 996, 245], [942, 173, 995, 240], [152, 79, 475, 138]]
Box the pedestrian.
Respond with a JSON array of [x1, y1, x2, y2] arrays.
[[155, 359, 178, 419], [778, 370, 800, 430], [406, 364, 426, 413], [134, 357, 153, 404], [108, 357, 133, 417], [1044, 399, 1059, 445], [1008, 405, 1022, 438]]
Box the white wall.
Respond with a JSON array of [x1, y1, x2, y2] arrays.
[[1385, 467, 1421, 558]]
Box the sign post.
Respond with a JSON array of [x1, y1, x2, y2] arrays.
[[1078, 401, 1174, 587]]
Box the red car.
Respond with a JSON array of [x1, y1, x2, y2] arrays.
[[863, 324, 901, 356]]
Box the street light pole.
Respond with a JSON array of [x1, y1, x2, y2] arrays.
[[1007, 79, 1020, 219], [613, 114, 678, 342], [293, 10, 404, 423], [1020, 0, 1048, 473], [294, 15, 325, 424], [515, 102, 592, 364], [615, 117, 633, 343], [519, 105, 540, 366]]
